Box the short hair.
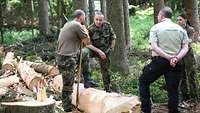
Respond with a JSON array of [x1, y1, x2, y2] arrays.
[[178, 13, 187, 19], [178, 13, 191, 26], [95, 11, 104, 16], [73, 9, 85, 18], [160, 7, 173, 18]]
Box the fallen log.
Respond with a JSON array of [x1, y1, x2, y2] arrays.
[[72, 83, 141, 113], [1, 98, 55, 113], [0, 87, 9, 95], [52, 74, 63, 92], [2, 52, 15, 71], [24, 61, 59, 76], [17, 62, 42, 91], [0, 75, 20, 88]]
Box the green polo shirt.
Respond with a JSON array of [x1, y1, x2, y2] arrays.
[[149, 18, 189, 56]]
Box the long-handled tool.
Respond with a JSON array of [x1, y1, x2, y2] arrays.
[[75, 41, 83, 112]]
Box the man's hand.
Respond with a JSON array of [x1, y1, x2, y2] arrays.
[[97, 49, 106, 59], [170, 57, 179, 68]]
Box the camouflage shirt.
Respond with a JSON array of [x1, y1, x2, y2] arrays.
[[88, 22, 116, 53]]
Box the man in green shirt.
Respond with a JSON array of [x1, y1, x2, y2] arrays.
[[139, 7, 189, 113]]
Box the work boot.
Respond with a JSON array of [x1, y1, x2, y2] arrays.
[[84, 80, 99, 88], [104, 84, 111, 92]]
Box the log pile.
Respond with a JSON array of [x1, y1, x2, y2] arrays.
[[0, 52, 141, 113]]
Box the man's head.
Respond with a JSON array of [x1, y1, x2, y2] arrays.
[[157, 7, 173, 22], [94, 11, 104, 28], [73, 9, 85, 25], [177, 14, 187, 27]]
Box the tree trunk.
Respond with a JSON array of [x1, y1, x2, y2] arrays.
[[1, 99, 55, 113], [184, 0, 199, 39], [72, 83, 141, 113], [17, 62, 42, 91], [0, 75, 20, 88], [24, 61, 59, 76], [88, 0, 95, 24], [73, 0, 89, 25], [2, 52, 15, 71], [38, 0, 50, 36], [100, 0, 107, 20], [123, 0, 132, 50], [0, 2, 4, 43], [153, 0, 164, 24], [107, 0, 129, 75]]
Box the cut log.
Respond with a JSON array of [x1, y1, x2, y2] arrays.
[[0, 46, 5, 57], [0, 75, 20, 88], [24, 61, 59, 76], [1, 98, 55, 113], [2, 52, 15, 71], [72, 83, 141, 113], [17, 62, 42, 91], [0, 87, 9, 95], [52, 74, 63, 92]]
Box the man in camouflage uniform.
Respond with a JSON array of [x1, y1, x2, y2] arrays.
[[177, 14, 199, 101], [56, 9, 90, 113], [83, 11, 116, 92]]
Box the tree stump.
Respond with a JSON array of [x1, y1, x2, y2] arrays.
[[0, 99, 55, 113]]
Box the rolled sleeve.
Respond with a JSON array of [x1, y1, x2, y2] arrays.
[[149, 26, 158, 43]]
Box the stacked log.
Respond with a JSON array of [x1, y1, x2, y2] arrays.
[[17, 62, 42, 91], [2, 52, 15, 71]]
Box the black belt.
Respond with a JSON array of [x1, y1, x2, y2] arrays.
[[151, 56, 162, 59]]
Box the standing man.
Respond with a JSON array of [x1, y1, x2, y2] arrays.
[[56, 9, 90, 113], [139, 7, 189, 113], [82, 11, 116, 92], [177, 14, 198, 101]]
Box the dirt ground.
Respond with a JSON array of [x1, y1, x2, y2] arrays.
[[152, 101, 200, 113]]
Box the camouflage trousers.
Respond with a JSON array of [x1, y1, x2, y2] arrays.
[[179, 48, 198, 101], [56, 54, 77, 112], [82, 48, 111, 92]]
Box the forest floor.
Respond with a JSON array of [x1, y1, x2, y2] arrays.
[[2, 38, 200, 113]]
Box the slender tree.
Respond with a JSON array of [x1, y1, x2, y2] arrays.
[[38, 0, 50, 36], [153, 0, 164, 24], [123, 0, 132, 50], [107, 0, 129, 75], [184, 0, 199, 36], [0, 1, 4, 43], [88, 0, 95, 24], [100, 0, 107, 20]]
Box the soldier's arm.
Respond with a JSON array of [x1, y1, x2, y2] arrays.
[[86, 44, 106, 59]]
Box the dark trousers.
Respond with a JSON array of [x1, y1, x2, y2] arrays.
[[139, 57, 181, 113]]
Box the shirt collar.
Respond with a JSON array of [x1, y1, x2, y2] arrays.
[[160, 18, 171, 22]]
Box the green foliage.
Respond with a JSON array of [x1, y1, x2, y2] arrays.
[[130, 7, 154, 49], [2, 30, 39, 45]]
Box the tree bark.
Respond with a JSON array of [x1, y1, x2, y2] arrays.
[[107, 0, 129, 75], [38, 0, 50, 36], [88, 0, 95, 24], [0, 75, 20, 88], [184, 0, 199, 39], [100, 0, 107, 20], [153, 0, 164, 24], [123, 0, 132, 50], [0, 2, 4, 43], [2, 52, 15, 71], [24, 61, 59, 76], [72, 83, 141, 113], [17, 62, 42, 91], [1, 99, 55, 113], [73, 0, 89, 25]]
